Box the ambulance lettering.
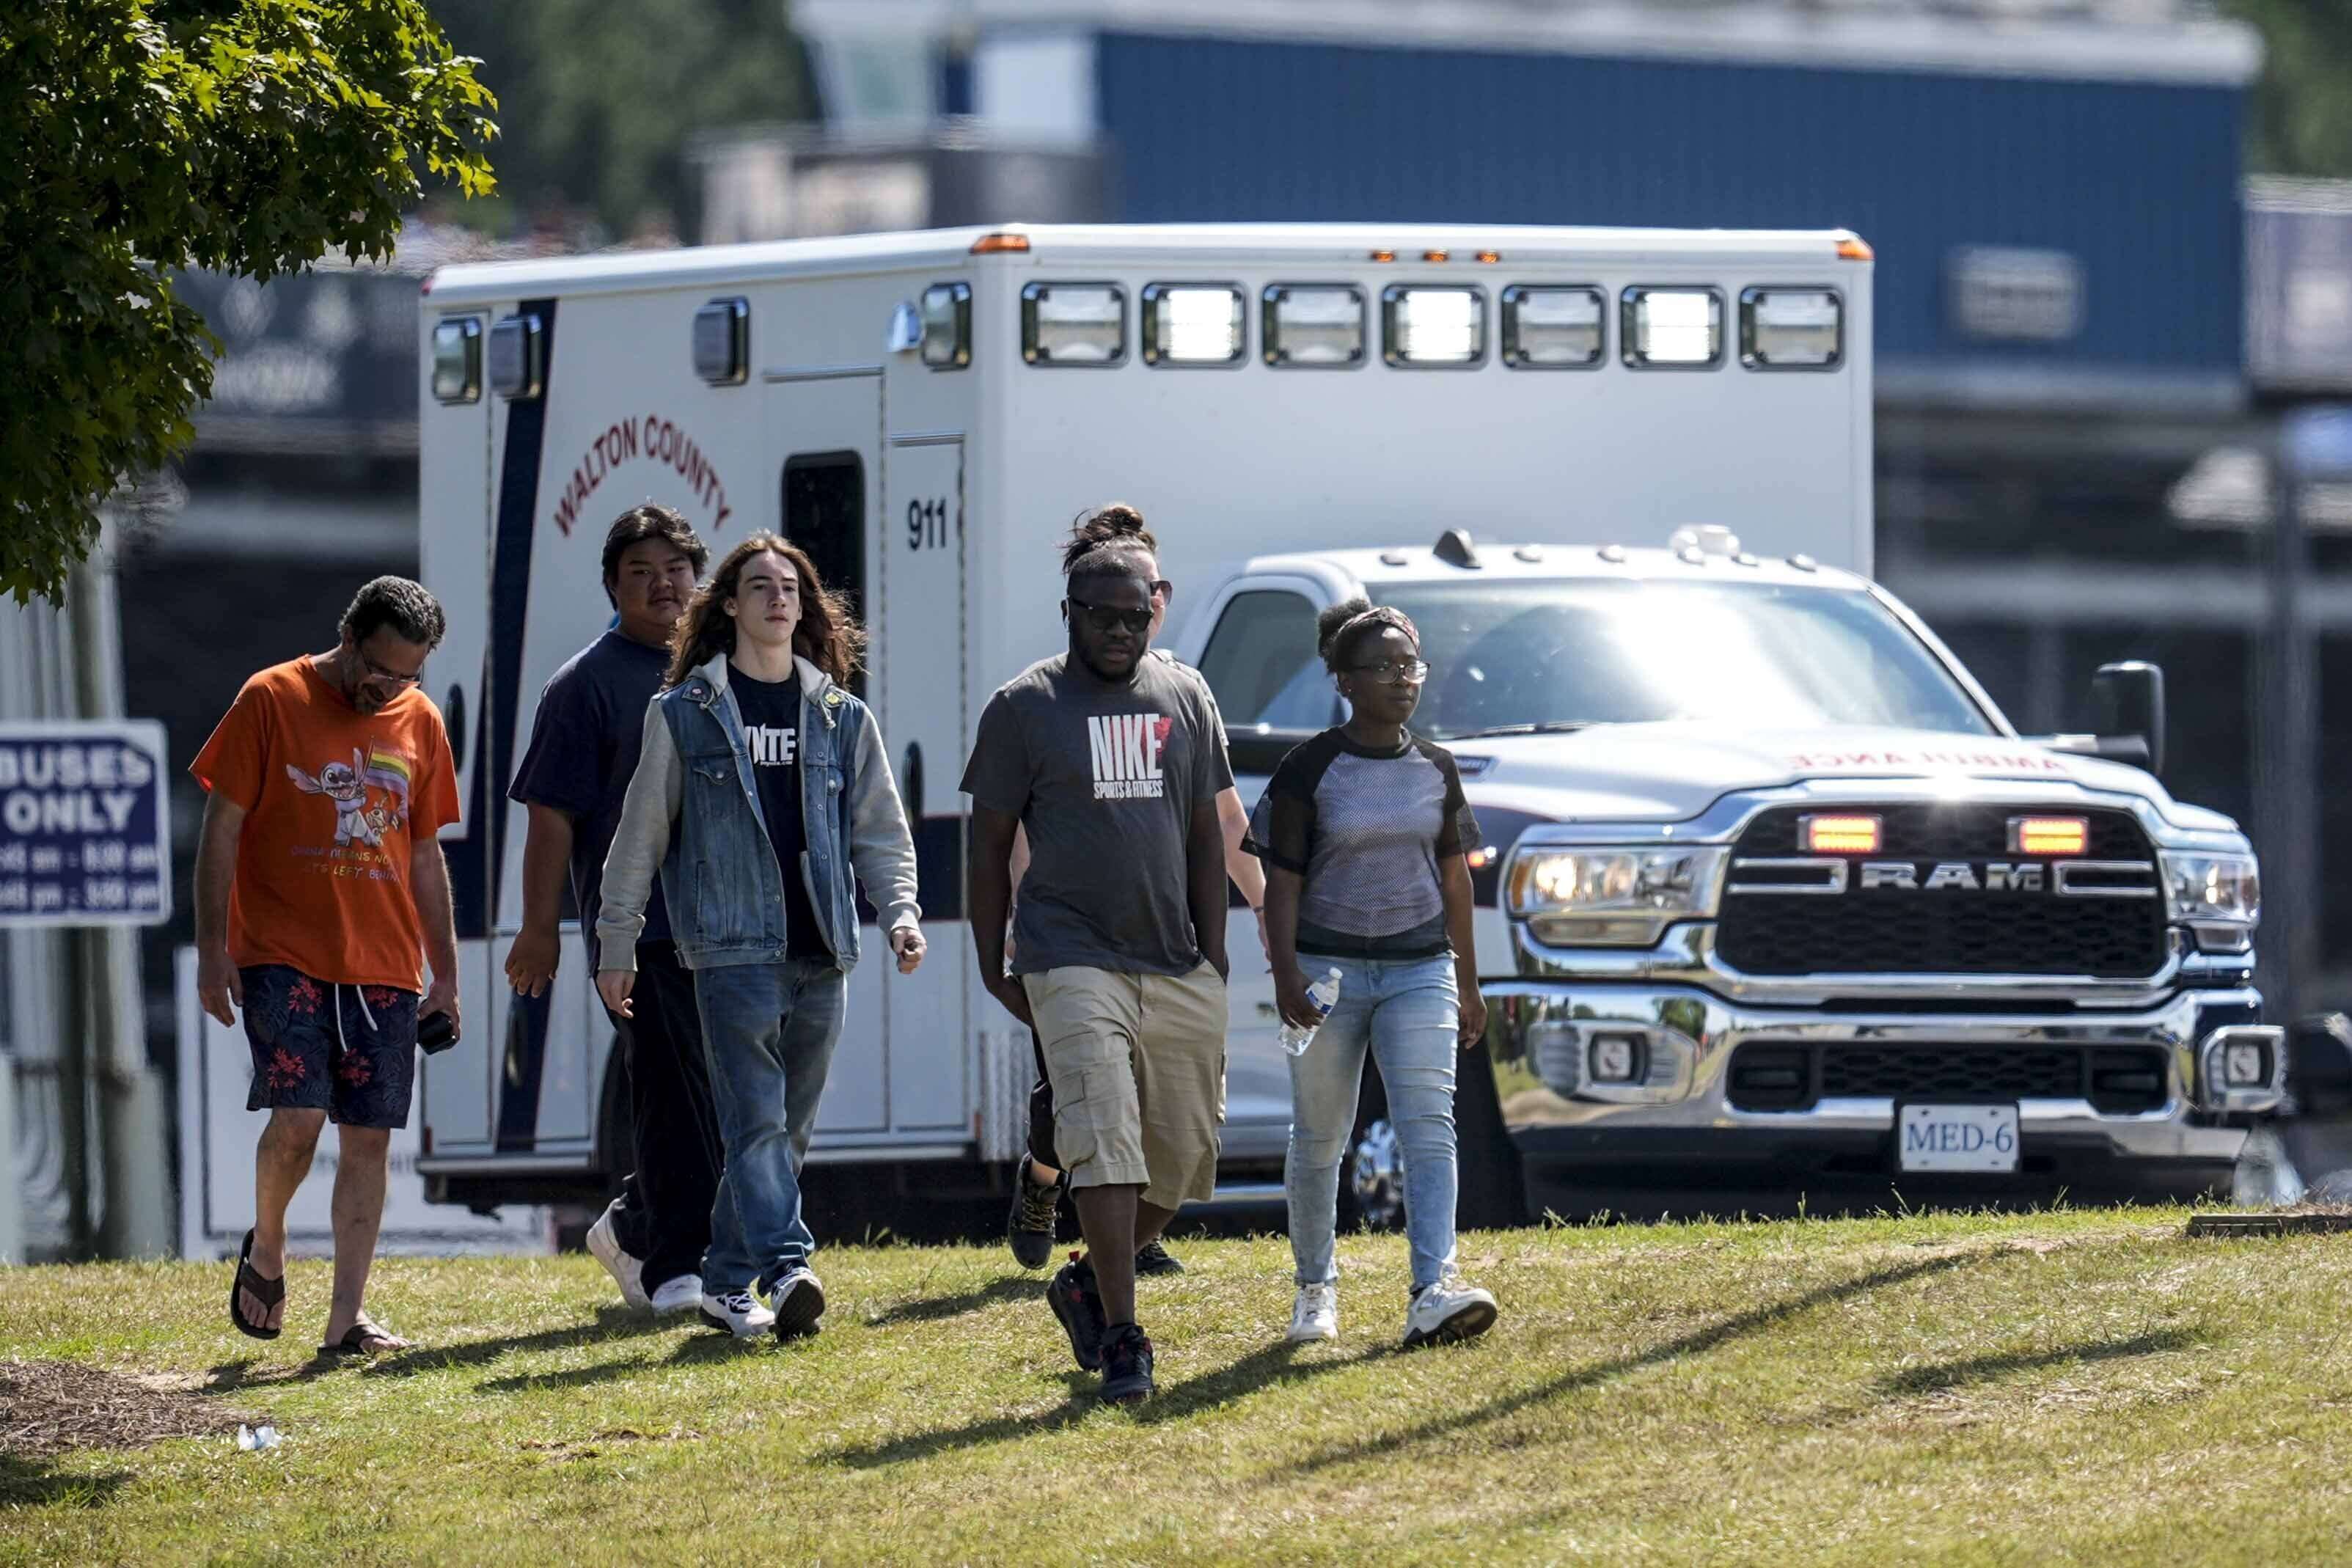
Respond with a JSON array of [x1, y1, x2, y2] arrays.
[[550, 413, 734, 535], [1787, 749, 2069, 775]]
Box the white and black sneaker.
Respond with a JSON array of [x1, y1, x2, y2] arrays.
[[648, 1276, 702, 1316], [586, 1200, 649, 1312], [1402, 1268, 1498, 1349], [700, 1289, 776, 1339], [769, 1266, 827, 1341]]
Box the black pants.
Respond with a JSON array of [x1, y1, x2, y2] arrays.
[[607, 940, 724, 1292], [1027, 1027, 1060, 1170]]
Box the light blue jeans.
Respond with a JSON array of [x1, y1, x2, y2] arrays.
[[1284, 953, 1460, 1294], [692, 959, 846, 1297]]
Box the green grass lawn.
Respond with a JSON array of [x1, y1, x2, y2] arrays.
[[5, 1207, 2352, 1564]]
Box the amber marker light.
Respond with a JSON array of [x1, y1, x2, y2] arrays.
[[1369, 249, 1397, 263], [1465, 845, 1498, 869], [1836, 237, 1875, 262], [969, 232, 1031, 254], [1801, 814, 1882, 854], [1422, 249, 1451, 263], [1476, 249, 1502, 263], [2010, 816, 2089, 856]]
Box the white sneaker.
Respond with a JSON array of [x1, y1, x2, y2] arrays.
[[700, 1289, 776, 1339], [586, 1201, 649, 1312], [648, 1276, 702, 1316], [1287, 1283, 1339, 1344], [769, 1266, 827, 1341], [1402, 1269, 1498, 1349]]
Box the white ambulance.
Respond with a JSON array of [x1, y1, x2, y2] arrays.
[[414, 222, 2276, 1223]]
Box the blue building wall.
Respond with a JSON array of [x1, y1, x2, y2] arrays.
[[1094, 32, 2243, 375]]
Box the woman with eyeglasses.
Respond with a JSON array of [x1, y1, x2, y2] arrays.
[[1248, 598, 1498, 1349]]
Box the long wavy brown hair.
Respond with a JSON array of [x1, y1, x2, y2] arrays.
[[664, 532, 867, 689]]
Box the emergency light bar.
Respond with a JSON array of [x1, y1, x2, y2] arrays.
[[1623, 287, 1723, 368], [920, 282, 971, 369], [1801, 814, 1883, 854], [1021, 282, 1125, 365], [1741, 287, 1843, 369], [1142, 284, 1245, 366], [431, 317, 481, 403], [2009, 816, 2089, 857], [1382, 286, 1485, 367], [1262, 285, 1366, 367], [1501, 286, 1604, 368]]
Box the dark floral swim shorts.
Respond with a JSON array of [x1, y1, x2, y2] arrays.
[[239, 965, 420, 1128]]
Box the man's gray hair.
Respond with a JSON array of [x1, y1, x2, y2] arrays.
[[340, 576, 448, 651]]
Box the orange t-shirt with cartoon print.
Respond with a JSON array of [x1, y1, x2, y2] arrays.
[[190, 658, 461, 991]]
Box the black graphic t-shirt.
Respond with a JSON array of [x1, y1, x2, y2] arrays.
[[961, 652, 1234, 977], [730, 667, 828, 960]]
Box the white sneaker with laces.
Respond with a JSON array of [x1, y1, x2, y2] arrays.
[[586, 1201, 649, 1312], [648, 1276, 702, 1316], [700, 1289, 776, 1339], [1402, 1269, 1498, 1349], [1287, 1283, 1340, 1344]]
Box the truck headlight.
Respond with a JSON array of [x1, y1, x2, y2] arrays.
[[2159, 851, 2260, 950], [1505, 846, 1728, 945]]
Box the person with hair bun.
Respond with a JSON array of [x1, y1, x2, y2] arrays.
[[964, 521, 1234, 1404], [596, 533, 924, 1344], [1247, 597, 1500, 1349], [998, 504, 1268, 1278]]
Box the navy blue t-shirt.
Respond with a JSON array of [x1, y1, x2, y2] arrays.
[[730, 667, 828, 960], [509, 631, 672, 965]]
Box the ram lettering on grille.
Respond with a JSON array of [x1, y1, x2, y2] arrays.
[[1858, 862, 2045, 893]]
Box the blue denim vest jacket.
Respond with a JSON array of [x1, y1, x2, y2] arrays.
[[654, 662, 869, 971]]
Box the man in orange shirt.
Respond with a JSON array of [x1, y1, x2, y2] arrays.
[[193, 577, 462, 1357]]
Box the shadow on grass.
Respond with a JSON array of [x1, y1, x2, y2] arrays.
[[473, 1329, 769, 1396], [1875, 1326, 2208, 1397], [826, 1339, 1392, 1468], [1281, 1250, 1983, 1476], [0, 1454, 133, 1511], [862, 1276, 1041, 1328], [204, 1304, 672, 1393]]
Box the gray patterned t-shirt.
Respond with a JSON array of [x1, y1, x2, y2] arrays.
[[1245, 728, 1481, 959]]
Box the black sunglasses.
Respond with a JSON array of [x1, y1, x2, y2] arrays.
[[1066, 597, 1154, 637]]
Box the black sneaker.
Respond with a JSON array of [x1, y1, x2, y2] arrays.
[[769, 1266, 826, 1342], [1047, 1252, 1107, 1371], [1007, 1160, 1065, 1270], [1100, 1322, 1156, 1404], [1133, 1238, 1184, 1277]]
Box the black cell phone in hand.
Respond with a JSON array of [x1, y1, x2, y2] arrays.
[[417, 1009, 459, 1055]]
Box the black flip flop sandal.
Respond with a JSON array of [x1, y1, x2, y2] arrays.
[[318, 1318, 411, 1358], [229, 1228, 284, 1341]]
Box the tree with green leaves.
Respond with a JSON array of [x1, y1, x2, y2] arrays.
[[1, 1, 495, 605]]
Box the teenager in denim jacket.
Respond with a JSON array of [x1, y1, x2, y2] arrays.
[[596, 533, 923, 1343]]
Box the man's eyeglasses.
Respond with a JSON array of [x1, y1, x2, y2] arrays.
[[357, 653, 423, 689], [1066, 598, 1154, 637], [1352, 657, 1430, 686]]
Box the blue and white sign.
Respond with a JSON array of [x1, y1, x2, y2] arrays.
[[0, 720, 171, 927]]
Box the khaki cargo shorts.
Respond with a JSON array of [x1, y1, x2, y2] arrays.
[[1022, 962, 1227, 1210]]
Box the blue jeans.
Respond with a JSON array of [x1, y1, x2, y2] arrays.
[[692, 959, 846, 1297], [1284, 953, 1460, 1294]]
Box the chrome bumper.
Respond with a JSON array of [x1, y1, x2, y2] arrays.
[[1482, 979, 2279, 1165]]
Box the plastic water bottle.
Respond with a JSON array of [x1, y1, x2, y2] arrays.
[[1278, 968, 1344, 1057]]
